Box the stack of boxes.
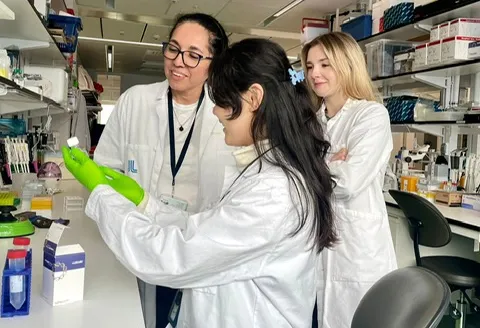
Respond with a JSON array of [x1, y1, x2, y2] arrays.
[[372, 0, 430, 35], [415, 18, 480, 70]]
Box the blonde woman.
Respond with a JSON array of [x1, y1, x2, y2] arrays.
[[302, 32, 397, 328]]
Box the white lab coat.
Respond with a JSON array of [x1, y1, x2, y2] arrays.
[[93, 80, 237, 328], [316, 98, 397, 328], [85, 156, 317, 328]]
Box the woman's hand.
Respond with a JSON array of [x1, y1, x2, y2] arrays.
[[62, 146, 109, 191], [100, 166, 145, 206], [331, 148, 348, 162]]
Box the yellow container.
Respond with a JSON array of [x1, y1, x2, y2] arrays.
[[400, 176, 419, 192]]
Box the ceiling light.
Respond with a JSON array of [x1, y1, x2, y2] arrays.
[[106, 45, 114, 72], [273, 0, 304, 18], [79, 36, 164, 48]]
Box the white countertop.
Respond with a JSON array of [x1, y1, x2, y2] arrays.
[[384, 192, 480, 229], [0, 181, 144, 328]]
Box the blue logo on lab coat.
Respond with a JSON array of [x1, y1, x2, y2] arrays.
[[127, 160, 138, 173]]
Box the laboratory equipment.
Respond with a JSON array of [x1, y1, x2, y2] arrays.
[[13, 237, 30, 250], [64, 196, 84, 212], [1, 248, 32, 317], [7, 249, 26, 310], [37, 161, 62, 193], [0, 205, 35, 238]]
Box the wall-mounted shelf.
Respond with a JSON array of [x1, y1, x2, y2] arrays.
[[0, 76, 65, 115], [373, 59, 480, 89], [357, 0, 480, 48], [0, 0, 66, 66], [390, 122, 480, 136]]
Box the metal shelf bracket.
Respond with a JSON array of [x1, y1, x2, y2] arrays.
[[413, 23, 432, 33], [412, 74, 448, 88]]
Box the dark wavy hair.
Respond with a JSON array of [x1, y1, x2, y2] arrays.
[[208, 38, 337, 252], [169, 13, 229, 57]]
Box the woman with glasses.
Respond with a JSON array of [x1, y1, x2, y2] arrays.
[[93, 13, 232, 328]]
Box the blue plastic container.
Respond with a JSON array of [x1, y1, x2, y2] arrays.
[[1, 250, 32, 318], [341, 15, 372, 41], [47, 14, 83, 53]]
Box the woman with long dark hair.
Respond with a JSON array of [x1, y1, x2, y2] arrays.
[[63, 38, 336, 328]]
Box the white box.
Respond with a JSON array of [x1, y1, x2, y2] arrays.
[[373, 18, 381, 35], [439, 22, 450, 39], [427, 40, 441, 66], [468, 40, 480, 59], [430, 25, 440, 42], [462, 194, 480, 212], [372, 1, 386, 21], [442, 36, 480, 62], [42, 223, 85, 306], [23, 65, 68, 105], [414, 43, 428, 69], [449, 18, 480, 37]]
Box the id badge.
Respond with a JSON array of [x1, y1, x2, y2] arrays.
[[168, 290, 183, 327], [160, 194, 188, 211]]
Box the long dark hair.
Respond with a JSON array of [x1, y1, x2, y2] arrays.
[[169, 13, 229, 57], [208, 38, 337, 252]]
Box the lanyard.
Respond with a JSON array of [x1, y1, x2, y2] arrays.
[[167, 87, 205, 196]]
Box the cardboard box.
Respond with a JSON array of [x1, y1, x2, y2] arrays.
[[449, 18, 480, 38], [439, 22, 450, 39], [414, 43, 428, 69], [427, 40, 441, 66], [462, 194, 480, 212], [442, 36, 480, 62], [430, 25, 440, 42], [435, 190, 463, 206], [42, 223, 85, 306]]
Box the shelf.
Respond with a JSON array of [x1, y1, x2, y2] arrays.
[[0, 0, 66, 66], [373, 59, 480, 88], [0, 76, 65, 115], [390, 122, 480, 136], [86, 105, 102, 112], [357, 0, 480, 48]]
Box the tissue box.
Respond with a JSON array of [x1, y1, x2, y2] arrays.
[[427, 40, 441, 66], [414, 43, 428, 69], [442, 36, 480, 62], [430, 25, 440, 41], [42, 223, 85, 306], [449, 18, 480, 38], [439, 22, 450, 39]]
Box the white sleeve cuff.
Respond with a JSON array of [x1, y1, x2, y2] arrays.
[[136, 192, 150, 213]]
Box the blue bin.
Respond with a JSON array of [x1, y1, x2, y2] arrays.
[[341, 15, 372, 41], [47, 14, 83, 53]]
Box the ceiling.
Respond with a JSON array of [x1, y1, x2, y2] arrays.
[[76, 0, 354, 75]]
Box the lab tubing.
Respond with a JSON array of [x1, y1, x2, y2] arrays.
[[7, 249, 27, 310]]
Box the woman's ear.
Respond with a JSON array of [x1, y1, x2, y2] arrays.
[[248, 83, 264, 112]]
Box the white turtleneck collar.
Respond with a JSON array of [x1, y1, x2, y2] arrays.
[[232, 140, 270, 171]]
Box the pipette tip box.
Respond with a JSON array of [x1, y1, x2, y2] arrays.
[[0, 250, 32, 317]]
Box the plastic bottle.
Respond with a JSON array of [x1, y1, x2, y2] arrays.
[[0, 49, 11, 79], [13, 237, 31, 251], [7, 249, 27, 310]]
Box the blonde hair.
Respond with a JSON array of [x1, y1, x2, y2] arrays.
[[301, 32, 379, 108]]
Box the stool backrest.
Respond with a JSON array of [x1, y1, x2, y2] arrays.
[[389, 190, 451, 247], [351, 266, 451, 328]]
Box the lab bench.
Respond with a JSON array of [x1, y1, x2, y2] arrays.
[[0, 180, 144, 327], [384, 192, 480, 269]]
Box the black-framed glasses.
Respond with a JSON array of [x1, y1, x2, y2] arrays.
[[161, 42, 213, 68]]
